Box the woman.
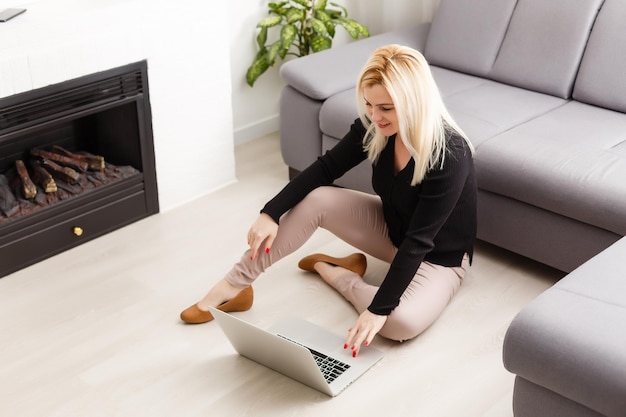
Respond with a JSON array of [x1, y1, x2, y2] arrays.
[[181, 44, 476, 358]]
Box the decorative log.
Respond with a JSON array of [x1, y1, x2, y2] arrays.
[[0, 174, 19, 217], [39, 158, 80, 185], [52, 145, 105, 171], [30, 148, 88, 173], [15, 159, 37, 199], [30, 160, 57, 193]]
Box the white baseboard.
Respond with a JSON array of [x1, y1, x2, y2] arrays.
[[233, 115, 280, 145]]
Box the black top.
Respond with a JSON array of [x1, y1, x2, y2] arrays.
[[262, 118, 477, 315]]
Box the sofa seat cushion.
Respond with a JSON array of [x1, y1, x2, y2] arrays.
[[476, 101, 626, 235], [503, 237, 626, 417], [432, 67, 567, 147]]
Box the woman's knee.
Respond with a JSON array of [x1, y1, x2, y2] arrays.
[[378, 313, 428, 342], [299, 186, 338, 212]]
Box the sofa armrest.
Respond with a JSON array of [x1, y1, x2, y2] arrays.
[[279, 23, 431, 101]]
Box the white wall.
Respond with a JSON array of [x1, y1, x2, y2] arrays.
[[0, 0, 235, 212], [229, 0, 440, 144]]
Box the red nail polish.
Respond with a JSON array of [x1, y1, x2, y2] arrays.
[[265, 247, 270, 254], [351, 345, 356, 351], [352, 351, 357, 358], [365, 340, 369, 346], [343, 344, 348, 349]]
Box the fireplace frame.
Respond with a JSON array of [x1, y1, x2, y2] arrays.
[[0, 61, 159, 278]]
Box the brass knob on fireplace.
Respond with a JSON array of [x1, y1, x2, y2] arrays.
[[73, 226, 84, 237]]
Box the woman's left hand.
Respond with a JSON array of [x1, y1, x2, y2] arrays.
[[344, 310, 387, 357]]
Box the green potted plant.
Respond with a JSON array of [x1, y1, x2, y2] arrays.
[[246, 0, 370, 86]]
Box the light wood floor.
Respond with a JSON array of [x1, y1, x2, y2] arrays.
[[0, 133, 564, 417]]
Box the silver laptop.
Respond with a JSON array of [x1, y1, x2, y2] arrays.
[[208, 307, 384, 396]]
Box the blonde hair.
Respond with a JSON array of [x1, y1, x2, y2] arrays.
[[357, 44, 473, 185]]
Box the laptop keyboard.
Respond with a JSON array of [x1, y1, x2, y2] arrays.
[[277, 335, 351, 383], [310, 348, 351, 383]]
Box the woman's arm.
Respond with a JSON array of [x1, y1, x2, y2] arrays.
[[261, 119, 368, 223]]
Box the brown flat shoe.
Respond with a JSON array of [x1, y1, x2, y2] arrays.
[[298, 253, 367, 277], [180, 286, 254, 324]]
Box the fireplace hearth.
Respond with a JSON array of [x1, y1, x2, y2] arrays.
[[0, 61, 159, 278]]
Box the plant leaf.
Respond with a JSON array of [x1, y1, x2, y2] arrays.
[[341, 17, 369, 37], [268, 41, 283, 65], [256, 26, 268, 49], [246, 50, 270, 87], [309, 18, 329, 37], [355, 22, 370, 37], [333, 17, 359, 39], [280, 24, 298, 54], [311, 35, 332, 52], [329, 2, 348, 16], [314, 0, 327, 10], [269, 1, 288, 11], [285, 8, 305, 23], [292, 0, 311, 8], [257, 15, 283, 28], [314, 9, 330, 22], [326, 10, 342, 19], [325, 21, 336, 38]]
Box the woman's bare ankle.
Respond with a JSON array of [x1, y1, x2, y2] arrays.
[[197, 279, 243, 310]]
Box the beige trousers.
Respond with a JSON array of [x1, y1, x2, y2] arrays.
[[225, 186, 469, 342]]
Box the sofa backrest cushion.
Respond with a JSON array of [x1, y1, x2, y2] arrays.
[[573, 0, 626, 113], [424, 0, 517, 77], [489, 0, 603, 99]]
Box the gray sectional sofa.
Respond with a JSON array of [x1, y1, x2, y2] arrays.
[[279, 0, 626, 274], [277, 0, 626, 415], [504, 236, 626, 417]]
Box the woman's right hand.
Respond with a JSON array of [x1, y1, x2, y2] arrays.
[[247, 213, 278, 260]]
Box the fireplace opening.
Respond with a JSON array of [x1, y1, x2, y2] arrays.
[[0, 61, 159, 278]]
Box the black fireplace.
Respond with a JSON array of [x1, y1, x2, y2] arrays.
[[0, 61, 159, 278]]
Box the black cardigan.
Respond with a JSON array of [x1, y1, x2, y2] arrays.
[[262, 119, 477, 315]]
